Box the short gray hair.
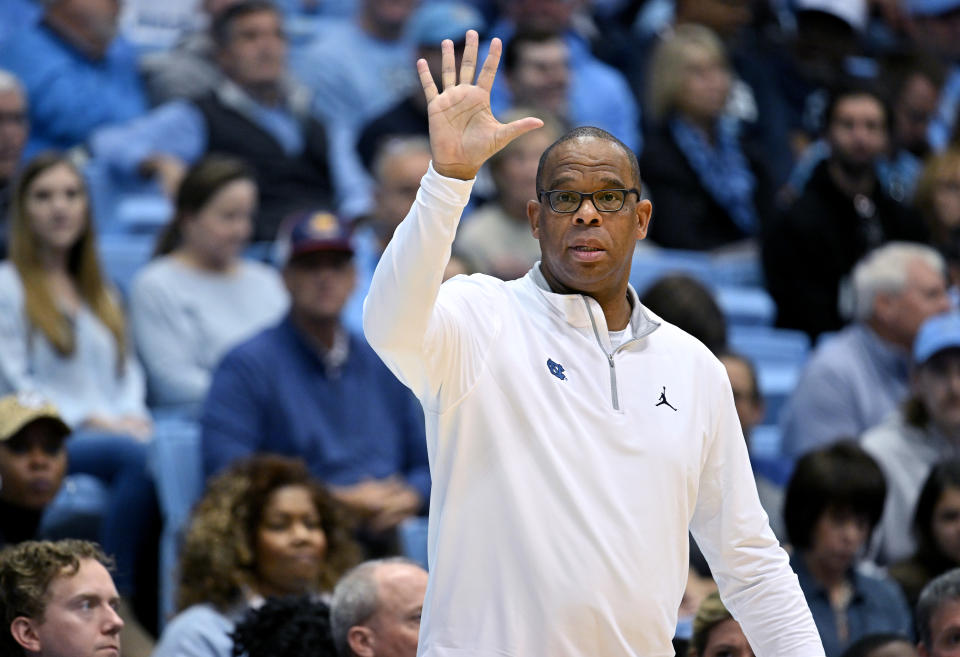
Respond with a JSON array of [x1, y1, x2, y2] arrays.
[[917, 568, 960, 649], [371, 136, 432, 184], [851, 242, 945, 321], [330, 557, 421, 657], [0, 69, 25, 99]]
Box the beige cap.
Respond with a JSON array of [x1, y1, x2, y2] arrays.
[[0, 392, 70, 442]]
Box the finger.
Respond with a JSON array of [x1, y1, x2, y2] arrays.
[[458, 29, 479, 85], [417, 59, 438, 103], [441, 38, 456, 91], [496, 117, 545, 150], [476, 36, 502, 92]]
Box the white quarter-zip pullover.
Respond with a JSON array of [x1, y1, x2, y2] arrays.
[[364, 164, 824, 657]]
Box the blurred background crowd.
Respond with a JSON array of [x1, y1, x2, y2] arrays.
[[8, 0, 960, 655]]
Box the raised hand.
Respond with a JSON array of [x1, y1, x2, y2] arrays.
[[418, 30, 543, 181]]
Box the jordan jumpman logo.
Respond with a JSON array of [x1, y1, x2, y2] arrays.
[[656, 386, 678, 411]]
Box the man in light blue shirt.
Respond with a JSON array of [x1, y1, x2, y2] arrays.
[[292, 0, 419, 218], [781, 242, 951, 458], [0, 0, 147, 157], [482, 1, 641, 154]]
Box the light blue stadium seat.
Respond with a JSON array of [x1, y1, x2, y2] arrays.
[[630, 248, 714, 294], [39, 474, 108, 541], [84, 157, 172, 236], [749, 425, 794, 485], [729, 326, 810, 425], [150, 417, 204, 627], [97, 233, 155, 298], [728, 325, 810, 365], [397, 516, 429, 571], [715, 286, 775, 327]]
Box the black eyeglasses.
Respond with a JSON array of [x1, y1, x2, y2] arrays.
[[537, 188, 639, 213]]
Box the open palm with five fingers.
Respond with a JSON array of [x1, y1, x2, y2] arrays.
[[418, 30, 543, 181]]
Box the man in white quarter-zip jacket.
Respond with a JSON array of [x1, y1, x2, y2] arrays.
[[362, 30, 825, 657]]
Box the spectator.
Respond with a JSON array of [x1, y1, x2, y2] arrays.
[[0, 70, 28, 259], [891, 459, 960, 610], [231, 595, 336, 657], [355, 3, 484, 174], [0, 153, 149, 434], [201, 210, 429, 536], [781, 242, 950, 458], [486, 2, 641, 153], [640, 23, 773, 251], [0, 393, 70, 547], [343, 136, 432, 333], [881, 55, 944, 203], [0, 0, 146, 156], [130, 156, 288, 410], [639, 274, 727, 355], [0, 539, 124, 657], [139, 0, 245, 105], [453, 109, 564, 280], [916, 568, 960, 657], [906, 0, 960, 152], [330, 558, 428, 657], [0, 153, 160, 653], [153, 455, 360, 657], [839, 634, 918, 657], [294, 0, 417, 131], [293, 0, 419, 219], [863, 312, 960, 564], [774, 1, 868, 160], [914, 147, 960, 287], [764, 85, 928, 340], [90, 0, 334, 241], [784, 442, 913, 656], [688, 591, 755, 657], [718, 351, 785, 539]]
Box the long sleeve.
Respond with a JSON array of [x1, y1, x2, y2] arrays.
[[200, 348, 265, 477], [130, 272, 210, 406], [690, 358, 825, 657], [112, 342, 150, 421], [362, 163, 496, 407], [780, 362, 859, 458], [0, 29, 147, 153], [88, 100, 207, 178], [0, 267, 40, 397]]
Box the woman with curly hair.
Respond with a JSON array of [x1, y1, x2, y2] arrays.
[[152, 454, 361, 657]]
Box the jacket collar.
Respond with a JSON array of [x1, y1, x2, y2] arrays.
[[527, 263, 660, 339]]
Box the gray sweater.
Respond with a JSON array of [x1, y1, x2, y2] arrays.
[[130, 256, 288, 407]]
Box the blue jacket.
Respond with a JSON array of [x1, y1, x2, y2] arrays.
[[792, 551, 912, 657], [0, 19, 147, 156], [201, 315, 430, 504]]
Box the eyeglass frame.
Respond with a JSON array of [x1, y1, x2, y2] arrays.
[[536, 188, 641, 214]]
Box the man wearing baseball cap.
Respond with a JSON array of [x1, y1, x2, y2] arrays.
[[863, 311, 960, 564], [0, 393, 70, 547], [201, 210, 429, 541]]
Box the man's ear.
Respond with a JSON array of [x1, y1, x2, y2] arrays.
[[636, 199, 652, 240], [10, 617, 41, 653], [528, 199, 542, 238], [347, 625, 375, 657]]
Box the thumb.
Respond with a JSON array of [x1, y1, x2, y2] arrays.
[[495, 117, 544, 151]]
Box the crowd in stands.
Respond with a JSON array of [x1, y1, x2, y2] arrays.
[[13, 0, 960, 656]]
